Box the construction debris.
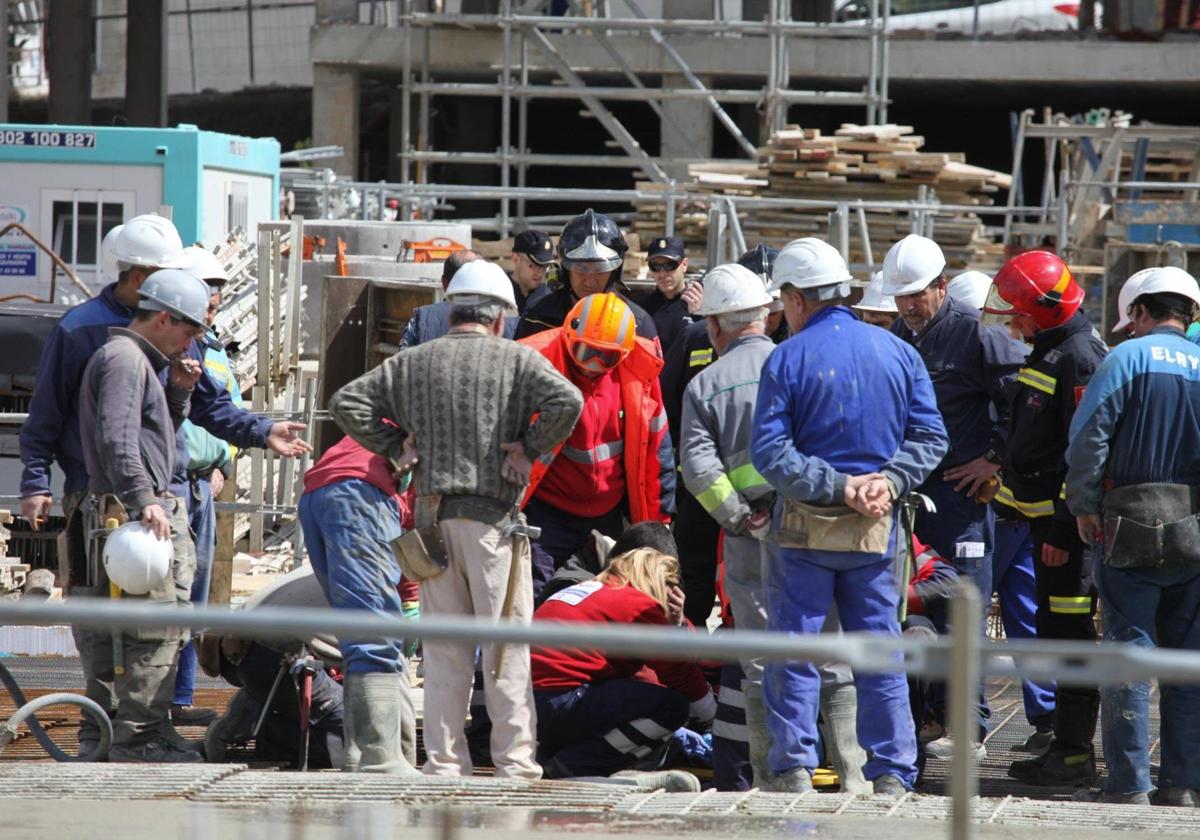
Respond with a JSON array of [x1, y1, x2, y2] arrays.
[[633, 123, 1013, 273]]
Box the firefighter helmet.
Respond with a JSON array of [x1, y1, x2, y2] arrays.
[[558, 209, 628, 275], [985, 250, 1083, 330]]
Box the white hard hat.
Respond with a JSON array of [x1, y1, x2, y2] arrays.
[[947, 271, 992, 312], [1130, 265, 1200, 311], [103, 521, 171, 595], [183, 245, 230, 287], [101, 224, 125, 279], [696, 263, 773, 317], [853, 272, 898, 314], [138, 268, 212, 326], [880, 234, 946, 296], [770, 238, 852, 293], [110, 214, 189, 269], [444, 259, 518, 310], [1112, 268, 1154, 334]]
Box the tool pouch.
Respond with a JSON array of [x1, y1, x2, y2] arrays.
[[390, 494, 449, 581], [1103, 483, 1200, 569], [776, 497, 892, 553]]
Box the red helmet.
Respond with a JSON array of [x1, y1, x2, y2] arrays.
[[984, 250, 1083, 330]]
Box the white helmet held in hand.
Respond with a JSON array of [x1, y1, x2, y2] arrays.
[[444, 259, 518, 310], [696, 264, 773, 317], [947, 271, 992, 312], [853, 272, 898, 314], [770, 238, 852, 293], [103, 521, 171, 595], [183, 245, 230, 287], [1130, 266, 1200, 310], [111, 214, 189, 269], [881, 234, 946, 296]]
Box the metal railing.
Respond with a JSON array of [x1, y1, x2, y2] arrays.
[[1, 583, 1198, 839]]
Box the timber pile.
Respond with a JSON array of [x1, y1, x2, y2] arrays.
[[633, 123, 1013, 272]]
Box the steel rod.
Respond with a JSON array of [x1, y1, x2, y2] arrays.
[[406, 11, 883, 36], [949, 581, 982, 840], [408, 82, 872, 105]]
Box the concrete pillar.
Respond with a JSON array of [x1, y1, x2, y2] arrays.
[[47, 0, 92, 124], [0, 0, 8, 122], [316, 0, 359, 22], [313, 64, 360, 177], [660, 2, 715, 180], [125, 0, 167, 126], [388, 87, 406, 183]]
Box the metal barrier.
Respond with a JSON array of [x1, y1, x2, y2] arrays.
[[4, 584, 1200, 838]]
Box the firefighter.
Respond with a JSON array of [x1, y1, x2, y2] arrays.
[[518, 292, 675, 597], [514, 210, 658, 344], [639, 236, 701, 353], [983, 250, 1107, 787]]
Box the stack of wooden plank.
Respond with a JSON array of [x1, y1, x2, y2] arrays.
[[633, 123, 1013, 273]]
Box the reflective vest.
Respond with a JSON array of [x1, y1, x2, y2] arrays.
[[519, 328, 672, 523]]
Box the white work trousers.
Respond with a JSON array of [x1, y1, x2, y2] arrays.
[[421, 516, 541, 779]]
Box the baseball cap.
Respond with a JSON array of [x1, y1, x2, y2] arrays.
[[647, 236, 686, 263], [513, 229, 556, 265]]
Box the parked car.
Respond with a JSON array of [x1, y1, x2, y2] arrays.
[[834, 0, 1088, 33]]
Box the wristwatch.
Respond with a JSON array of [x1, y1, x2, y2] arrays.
[[983, 448, 1001, 465]]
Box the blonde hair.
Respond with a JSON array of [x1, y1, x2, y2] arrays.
[[594, 548, 681, 611]]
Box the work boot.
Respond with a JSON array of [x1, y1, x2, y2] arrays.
[[925, 734, 986, 762], [611, 769, 701, 793], [1008, 743, 1097, 787], [766, 767, 814, 794], [820, 683, 871, 794], [1154, 788, 1199, 808], [171, 704, 218, 727], [1012, 728, 1054, 756], [743, 692, 774, 790], [1072, 788, 1151, 806], [344, 672, 421, 777], [203, 689, 263, 762], [109, 735, 204, 764], [872, 774, 908, 798]]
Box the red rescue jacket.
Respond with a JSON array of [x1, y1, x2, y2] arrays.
[[519, 328, 675, 523]]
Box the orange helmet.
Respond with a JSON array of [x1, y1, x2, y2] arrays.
[[984, 250, 1083, 331], [564, 292, 636, 373]]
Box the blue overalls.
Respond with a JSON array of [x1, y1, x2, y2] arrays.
[[751, 306, 949, 789]]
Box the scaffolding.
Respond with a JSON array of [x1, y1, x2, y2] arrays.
[[386, 0, 892, 238]]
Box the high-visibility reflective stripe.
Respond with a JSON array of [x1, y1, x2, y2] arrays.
[[995, 485, 1055, 518], [1017, 367, 1057, 395], [628, 717, 672, 742], [689, 349, 714, 367], [718, 686, 745, 709], [712, 720, 749, 742], [649, 410, 668, 434], [1059, 483, 1067, 501], [1049, 596, 1093, 615], [697, 474, 736, 514], [728, 461, 767, 492], [603, 728, 652, 757], [561, 440, 624, 464]]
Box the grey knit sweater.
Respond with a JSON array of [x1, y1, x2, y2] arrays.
[[329, 330, 583, 521]]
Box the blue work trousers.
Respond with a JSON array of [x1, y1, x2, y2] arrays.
[[1095, 559, 1200, 796], [916, 477, 993, 734], [174, 475, 215, 707], [992, 519, 1056, 727], [763, 537, 918, 788], [300, 480, 406, 674], [525, 496, 624, 600], [536, 678, 688, 778]]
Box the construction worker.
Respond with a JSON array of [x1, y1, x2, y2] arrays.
[[510, 229, 556, 315], [295, 432, 419, 775], [983, 250, 1107, 787], [532, 547, 715, 791], [518, 292, 675, 597], [947, 271, 992, 311], [171, 245, 241, 728], [77, 268, 210, 762], [881, 234, 1026, 755], [1066, 266, 1200, 806], [19, 214, 310, 757], [750, 237, 949, 796], [852, 272, 898, 329], [329, 259, 583, 779], [660, 244, 786, 627], [514, 209, 658, 345], [639, 236, 701, 353], [399, 249, 493, 347]]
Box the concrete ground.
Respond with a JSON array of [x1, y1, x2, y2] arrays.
[[1, 657, 1198, 839]]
